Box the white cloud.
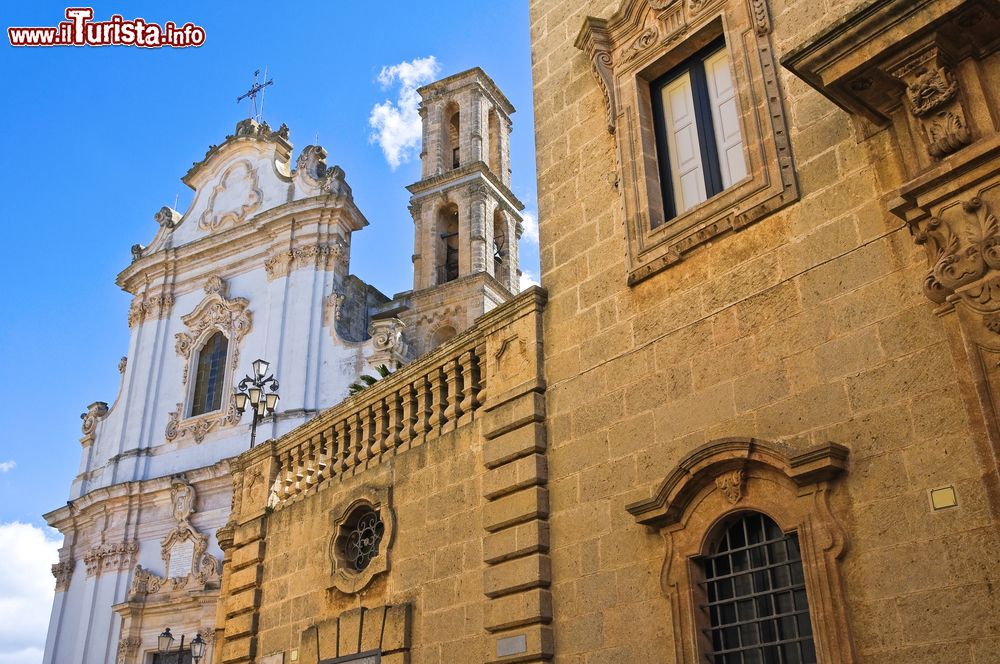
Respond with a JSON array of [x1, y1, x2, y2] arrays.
[[369, 56, 441, 169], [0, 461, 13, 473], [520, 271, 540, 290], [0, 523, 61, 664], [520, 210, 539, 244]]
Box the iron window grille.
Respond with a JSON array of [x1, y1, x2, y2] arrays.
[[699, 512, 817, 664], [337, 506, 385, 572]]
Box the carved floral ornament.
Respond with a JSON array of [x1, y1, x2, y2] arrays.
[[51, 559, 75, 591], [128, 294, 175, 328], [116, 636, 142, 664], [84, 540, 139, 577], [627, 437, 854, 663], [264, 237, 349, 281], [889, 44, 970, 160], [913, 192, 1000, 323]]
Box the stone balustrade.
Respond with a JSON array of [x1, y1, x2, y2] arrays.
[[268, 322, 489, 507]]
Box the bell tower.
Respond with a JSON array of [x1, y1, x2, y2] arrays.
[[403, 67, 524, 355]]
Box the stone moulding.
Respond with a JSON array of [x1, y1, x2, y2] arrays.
[[627, 437, 855, 663], [576, 0, 797, 284]]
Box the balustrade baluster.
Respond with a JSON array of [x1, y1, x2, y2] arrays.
[[304, 436, 318, 488], [459, 348, 476, 425], [315, 430, 329, 483], [443, 357, 461, 431], [335, 418, 350, 477], [282, 448, 295, 498], [427, 367, 446, 434], [398, 384, 415, 451], [413, 375, 430, 446], [351, 411, 364, 473], [473, 342, 487, 408]]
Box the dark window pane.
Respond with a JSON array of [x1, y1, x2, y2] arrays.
[[191, 331, 228, 416]]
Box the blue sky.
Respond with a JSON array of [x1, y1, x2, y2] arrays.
[[0, 3, 537, 661]]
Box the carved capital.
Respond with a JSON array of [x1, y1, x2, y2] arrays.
[[84, 540, 138, 577], [51, 559, 74, 591], [116, 636, 142, 664]]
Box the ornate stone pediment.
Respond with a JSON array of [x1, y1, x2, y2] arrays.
[[174, 276, 251, 385], [294, 145, 353, 198], [129, 477, 220, 597]]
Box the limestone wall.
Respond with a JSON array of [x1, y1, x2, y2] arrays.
[[530, 0, 1000, 661]]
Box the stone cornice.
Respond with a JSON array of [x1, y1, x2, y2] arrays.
[[44, 458, 232, 529], [417, 66, 515, 116], [781, 0, 1000, 125], [406, 161, 524, 212], [117, 194, 366, 296]]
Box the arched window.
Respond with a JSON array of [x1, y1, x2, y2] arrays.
[[444, 102, 461, 170], [493, 208, 509, 286], [436, 204, 460, 284], [431, 325, 457, 350], [488, 109, 501, 174], [701, 512, 817, 664], [191, 331, 228, 416]]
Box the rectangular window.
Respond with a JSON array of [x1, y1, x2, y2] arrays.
[[651, 40, 747, 224]]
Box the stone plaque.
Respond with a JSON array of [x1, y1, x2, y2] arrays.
[[167, 539, 194, 578], [496, 634, 527, 657]]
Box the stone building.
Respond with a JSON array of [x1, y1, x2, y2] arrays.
[[46, 0, 1000, 662], [203, 0, 1000, 663], [41, 69, 521, 664]]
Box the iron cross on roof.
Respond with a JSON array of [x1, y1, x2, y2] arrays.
[[236, 67, 274, 123]]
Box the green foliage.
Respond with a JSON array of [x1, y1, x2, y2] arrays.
[[348, 364, 392, 395]]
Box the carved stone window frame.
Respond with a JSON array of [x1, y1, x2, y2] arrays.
[[576, 0, 798, 284], [328, 486, 395, 595], [626, 437, 856, 663], [166, 276, 252, 444]]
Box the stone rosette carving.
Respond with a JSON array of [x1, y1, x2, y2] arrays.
[[84, 541, 139, 577], [51, 559, 74, 591], [80, 401, 109, 436]]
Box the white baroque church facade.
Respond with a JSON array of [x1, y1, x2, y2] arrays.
[[42, 67, 523, 664]]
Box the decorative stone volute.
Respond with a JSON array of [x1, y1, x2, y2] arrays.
[[368, 316, 408, 369]]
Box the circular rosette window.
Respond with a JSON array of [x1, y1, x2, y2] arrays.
[[329, 494, 394, 594], [340, 507, 385, 572]]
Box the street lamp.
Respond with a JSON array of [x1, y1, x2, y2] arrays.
[[233, 358, 279, 449], [157, 628, 206, 663]]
